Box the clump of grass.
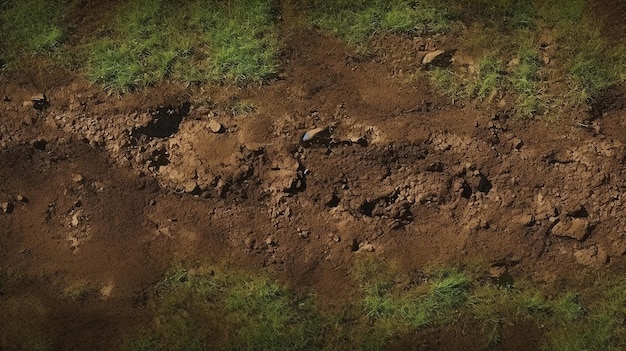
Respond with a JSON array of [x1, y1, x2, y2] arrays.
[[62, 281, 97, 302], [86, 0, 279, 92], [0, 0, 70, 68], [230, 100, 257, 116], [310, 0, 453, 47], [125, 265, 322, 351]]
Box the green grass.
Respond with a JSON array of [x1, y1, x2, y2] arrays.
[[308, 0, 623, 119], [0, 0, 70, 68], [115, 260, 626, 351], [125, 265, 323, 351], [310, 0, 454, 48], [85, 0, 279, 92]]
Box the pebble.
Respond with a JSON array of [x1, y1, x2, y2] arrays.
[[302, 127, 326, 142], [422, 50, 446, 65], [208, 120, 224, 133], [72, 174, 85, 183], [1, 202, 14, 214]]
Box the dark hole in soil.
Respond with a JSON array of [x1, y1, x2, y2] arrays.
[[350, 238, 360, 252], [326, 193, 340, 208], [570, 206, 589, 218], [478, 174, 492, 194], [32, 139, 47, 151], [461, 181, 473, 199], [132, 102, 190, 139], [360, 200, 376, 217]]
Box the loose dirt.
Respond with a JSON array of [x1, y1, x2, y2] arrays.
[[1, 2, 625, 350]]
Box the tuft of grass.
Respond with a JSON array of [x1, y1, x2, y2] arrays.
[[230, 100, 258, 116], [62, 281, 97, 302], [125, 265, 323, 351], [85, 0, 279, 92], [0, 0, 70, 68], [310, 0, 453, 48]]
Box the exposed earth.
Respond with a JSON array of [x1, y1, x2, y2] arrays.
[[1, 2, 625, 350]]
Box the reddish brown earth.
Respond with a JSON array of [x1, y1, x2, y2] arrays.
[[1, 2, 625, 350]]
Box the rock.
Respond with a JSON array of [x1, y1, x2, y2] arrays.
[[574, 245, 607, 267], [30, 93, 48, 110], [488, 266, 507, 279], [551, 218, 590, 241], [297, 228, 309, 239], [422, 50, 446, 64], [265, 236, 276, 246], [511, 138, 523, 150], [1, 202, 14, 214], [302, 127, 325, 141], [183, 180, 198, 193], [208, 120, 224, 133], [72, 174, 85, 183], [70, 213, 80, 227], [31, 93, 45, 102], [358, 243, 375, 252], [513, 214, 535, 227]]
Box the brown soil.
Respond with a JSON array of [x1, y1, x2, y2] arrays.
[[1, 2, 625, 350]]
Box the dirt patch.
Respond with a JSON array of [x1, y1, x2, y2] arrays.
[[1, 3, 626, 350]]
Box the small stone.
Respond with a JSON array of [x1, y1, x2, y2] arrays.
[[552, 218, 590, 241], [70, 213, 80, 227], [1, 202, 14, 214], [15, 194, 24, 202], [513, 214, 535, 227], [208, 119, 224, 133], [422, 50, 448, 66], [298, 230, 309, 239], [359, 243, 375, 252], [30, 93, 48, 110], [511, 138, 523, 150], [265, 236, 276, 246], [72, 174, 85, 183], [488, 266, 507, 279], [302, 127, 326, 142], [31, 93, 46, 102], [184, 180, 198, 193]]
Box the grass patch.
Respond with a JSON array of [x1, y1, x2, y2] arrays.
[[84, 0, 279, 92], [62, 281, 97, 302], [125, 265, 323, 351], [125, 261, 626, 350], [310, 0, 454, 48], [0, 0, 71, 68]]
